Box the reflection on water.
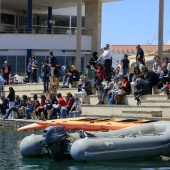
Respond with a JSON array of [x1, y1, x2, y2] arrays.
[[0, 128, 170, 170]]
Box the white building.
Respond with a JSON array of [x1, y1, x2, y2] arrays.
[[110, 45, 170, 68], [0, 0, 120, 76]]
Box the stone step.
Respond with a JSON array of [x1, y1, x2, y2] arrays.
[[122, 95, 168, 105], [81, 105, 170, 118], [122, 110, 162, 118], [3, 85, 78, 98], [141, 100, 170, 106]]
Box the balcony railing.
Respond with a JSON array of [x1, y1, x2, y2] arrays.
[[0, 24, 92, 35]]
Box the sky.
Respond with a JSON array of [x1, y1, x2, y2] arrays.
[[101, 0, 170, 47]]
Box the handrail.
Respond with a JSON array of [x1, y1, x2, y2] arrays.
[[0, 25, 92, 35]]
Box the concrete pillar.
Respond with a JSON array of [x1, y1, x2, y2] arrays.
[[48, 7, 52, 34], [27, 49, 32, 67], [85, 1, 102, 54], [76, 0, 82, 72], [27, 0, 32, 33], [27, 0, 32, 66], [158, 0, 164, 62], [0, 1, 1, 25]]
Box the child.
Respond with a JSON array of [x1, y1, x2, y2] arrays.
[[43, 98, 53, 120], [48, 75, 59, 94], [114, 82, 125, 104]]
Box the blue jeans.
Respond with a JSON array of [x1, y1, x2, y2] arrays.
[[67, 77, 78, 86], [60, 108, 68, 118], [50, 108, 60, 119], [129, 72, 134, 82], [5, 107, 19, 118], [161, 85, 169, 94], [62, 77, 67, 87], [104, 59, 111, 78], [43, 76, 49, 92], [123, 68, 129, 76], [30, 69, 37, 83], [25, 108, 34, 119], [69, 110, 82, 118]]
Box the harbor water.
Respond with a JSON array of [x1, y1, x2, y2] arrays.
[[0, 128, 170, 170]]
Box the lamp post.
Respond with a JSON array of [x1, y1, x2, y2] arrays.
[[76, 0, 82, 72], [158, 0, 164, 62]]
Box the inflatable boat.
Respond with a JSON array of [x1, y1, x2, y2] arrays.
[[17, 117, 156, 132], [20, 121, 170, 161]]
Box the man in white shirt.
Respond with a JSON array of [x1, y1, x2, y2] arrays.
[[102, 44, 112, 78]]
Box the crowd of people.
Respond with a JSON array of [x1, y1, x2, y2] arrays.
[[0, 44, 170, 120], [1, 88, 82, 120]]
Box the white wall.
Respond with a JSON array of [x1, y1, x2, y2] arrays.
[[0, 34, 91, 50]]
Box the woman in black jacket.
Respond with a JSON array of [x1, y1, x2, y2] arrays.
[[7, 87, 15, 118]]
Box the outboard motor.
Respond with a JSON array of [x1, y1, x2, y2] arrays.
[[42, 126, 68, 160]]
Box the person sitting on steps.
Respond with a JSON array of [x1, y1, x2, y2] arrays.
[[134, 74, 150, 105]]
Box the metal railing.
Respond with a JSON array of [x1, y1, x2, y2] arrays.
[[0, 24, 92, 35]]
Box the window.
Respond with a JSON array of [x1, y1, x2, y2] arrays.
[[71, 16, 85, 28], [0, 56, 7, 71], [56, 56, 65, 66], [71, 16, 77, 27], [7, 56, 17, 75], [1, 13, 15, 25], [55, 15, 69, 27], [17, 56, 26, 74], [66, 56, 75, 67]]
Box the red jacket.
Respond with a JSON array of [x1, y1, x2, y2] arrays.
[[96, 68, 105, 79]]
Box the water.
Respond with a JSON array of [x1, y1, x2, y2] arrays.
[[0, 128, 170, 170]]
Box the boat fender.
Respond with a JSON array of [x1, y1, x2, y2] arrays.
[[20, 134, 42, 157], [129, 134, 136, 138], [118, 134, 124, 138]]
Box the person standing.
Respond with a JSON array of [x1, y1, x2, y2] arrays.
[[6, 87, 15, 119], [27, 57, 32, 83], [136, 45, 145, 65], [49, 51, 57, 77], [2, 61, 11, 85], [89, 51, 98, 68], [85, 64, 96, 88], [102, 44, 112, 79], [41, 60, 51, 92], [31, 56, 38, 83], [121, 54, 130, 76]]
